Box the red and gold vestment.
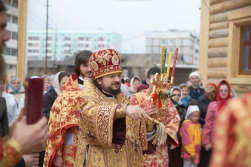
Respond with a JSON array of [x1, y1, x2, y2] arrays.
[[210, 93, 251, 167], [131, 89, 180, 167], [75, 78, 149, 167], [0, 137, 23, 167], [44, 74, 82, 167]]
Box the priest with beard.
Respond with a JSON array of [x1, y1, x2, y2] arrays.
[[75, 49, 159, 167]]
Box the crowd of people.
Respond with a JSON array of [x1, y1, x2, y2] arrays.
[[119, 69, 236, 167], [0, 1, 250, 167], [1, 51, 238, 167]]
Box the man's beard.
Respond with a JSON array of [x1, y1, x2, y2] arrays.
[[101, 83, 121, 95]]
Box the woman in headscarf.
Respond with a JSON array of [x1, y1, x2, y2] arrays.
[[168, 87, 187, 167], [8, 76, 25, 107], [0, 76, 18, 126], [171, 87, 187, 124], [202, 80, 231, 167], [128, 76, 142, 97], [43, 72, 70, 120]]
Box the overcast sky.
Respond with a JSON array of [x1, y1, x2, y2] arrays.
[[27, 0, 201, 53]]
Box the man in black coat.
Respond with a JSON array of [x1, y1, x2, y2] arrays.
[[43, 87, 57, 120], [188, 71, 204, 101]]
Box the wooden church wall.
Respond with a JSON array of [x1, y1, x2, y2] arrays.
[[199, 0, 251, 95]]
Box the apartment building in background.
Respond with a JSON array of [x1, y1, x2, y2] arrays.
[[146, 30, 199, 67], [2, 0, 18, 75], [26, 31, 122, 61]]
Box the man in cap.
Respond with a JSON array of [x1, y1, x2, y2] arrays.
[[75, 49, 158, 167], [189, 71, 204, 101]]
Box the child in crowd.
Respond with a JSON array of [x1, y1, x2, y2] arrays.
[[180, 105, 202, 167]]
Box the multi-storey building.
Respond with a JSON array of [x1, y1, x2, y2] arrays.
[[146, 30, 199, 66], [3, 0, 18, 75], [26, 31, 122, 61]]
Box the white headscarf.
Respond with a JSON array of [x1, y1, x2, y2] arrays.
[[129, 76, 142, 92], [53, 72, 63, 95], [185, 105, 200, 119], [170, 86, 183, 105]]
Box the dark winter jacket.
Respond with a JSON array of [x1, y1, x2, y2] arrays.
[[198, 95, 210, 128], [0, 97, 9, 137], [171, 99, 187, 140], [189, 86, 204, 101], [43, 88, 58, 119]]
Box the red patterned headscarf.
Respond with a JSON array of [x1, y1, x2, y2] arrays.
[[216, 80, 231, 112]]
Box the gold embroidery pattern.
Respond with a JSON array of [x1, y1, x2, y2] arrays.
[[74, 130, 87, 166], [139, 119, 148, 150], [97, 106, 113, 145], [44, 74, 82, 167], [85, 146, 105, 166], [55, 147, 63, 156], [114, 104, 127, 120], [75, 78, 146, 167], [125, 139, 143, 167], [131, 89, 180, 167], [62, 144, 77, 167]]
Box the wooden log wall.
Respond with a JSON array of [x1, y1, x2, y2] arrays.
[[210, 22, 229, 30], [210, 0, 251, 15], [231, 84, 251, 96], [199, 0, 251, 95], [207, 4, 229, 81]]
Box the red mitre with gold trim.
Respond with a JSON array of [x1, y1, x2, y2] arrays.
[[89, 49, 122, 79]]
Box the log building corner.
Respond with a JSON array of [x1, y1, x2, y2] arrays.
[[199, 0, 251, 95]]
